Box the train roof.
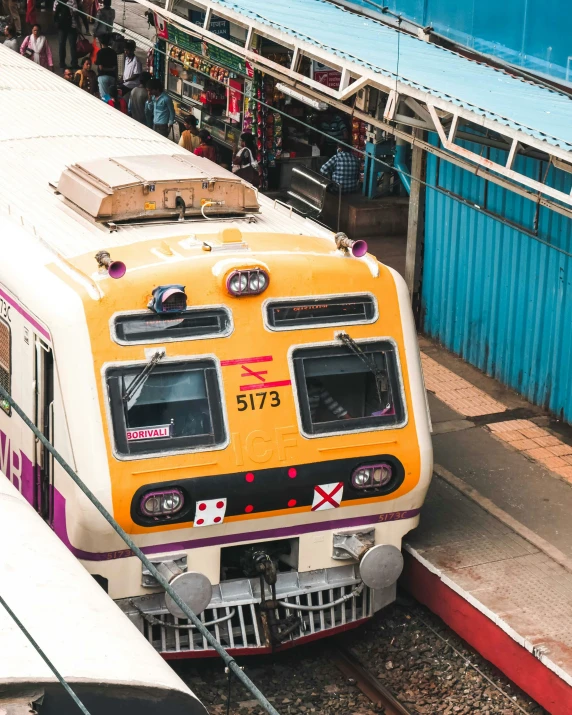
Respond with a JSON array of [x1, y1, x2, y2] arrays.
[[0, 45, 333, 262], [0, 476, 207, 713]]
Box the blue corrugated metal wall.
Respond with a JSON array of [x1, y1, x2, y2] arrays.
[[422, 134, 572, 422], [342, 0, 572, 82]]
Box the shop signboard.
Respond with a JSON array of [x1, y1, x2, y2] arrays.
[[166, 24, 247, 75], [190, 10, 230, 39], [314, 69, 341, 90]]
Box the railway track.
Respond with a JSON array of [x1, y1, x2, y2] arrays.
[[331, 647, 414, 715]]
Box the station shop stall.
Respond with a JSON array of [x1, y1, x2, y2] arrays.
[[155, 2, 378, 199]]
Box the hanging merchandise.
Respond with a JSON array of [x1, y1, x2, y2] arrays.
[[352, 118, 368, 185]]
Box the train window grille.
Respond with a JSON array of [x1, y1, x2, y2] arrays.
[[0, 320, 10, 415], [292, 340, 405, 436], [106, 359, 226, 457], [112, 307, 231, 345], [266, 295, 376, 330]]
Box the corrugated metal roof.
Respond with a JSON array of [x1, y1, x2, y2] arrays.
[[213, 0, 572, 152], [0, 45, 331, 258]]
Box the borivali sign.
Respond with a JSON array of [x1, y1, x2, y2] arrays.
[[126, 425, 171, 441]]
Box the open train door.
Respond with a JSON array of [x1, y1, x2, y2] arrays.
[[33, 334, 54, 523]]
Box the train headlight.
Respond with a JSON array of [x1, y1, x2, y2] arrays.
[[140, 488, 184, 517], [351, 463, 393, 490], [226, 269, 269, 296], [228, 272, 248, 294], [248, 271, 268, 292]]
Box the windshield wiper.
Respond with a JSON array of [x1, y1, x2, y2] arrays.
[[123, 349, 165, 403], [337, 332, 389, 410]]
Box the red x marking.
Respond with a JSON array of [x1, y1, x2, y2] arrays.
[[240, 365, 268, 382], [311, 482, 344, 511]]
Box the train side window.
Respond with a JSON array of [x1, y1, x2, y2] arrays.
[[111, 307, 232, 345], [105, 358, 227, 458], [292, 341, 406, 436], [0, 319, 10, 415]]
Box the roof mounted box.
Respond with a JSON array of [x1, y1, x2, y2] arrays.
[[57, 154, 260, 222]]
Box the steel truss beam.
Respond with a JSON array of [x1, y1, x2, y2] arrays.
[[139, 0, 572, 217]]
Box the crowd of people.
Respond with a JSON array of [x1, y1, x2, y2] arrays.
[[1, 0, 265, 176]]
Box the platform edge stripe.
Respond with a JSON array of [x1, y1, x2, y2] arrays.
[[433, 463, 572, 574], [403, 544, 572, 689]]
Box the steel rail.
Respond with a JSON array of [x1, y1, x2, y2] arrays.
[[0, 385, 280, 715], [331, 647, 414, 715]]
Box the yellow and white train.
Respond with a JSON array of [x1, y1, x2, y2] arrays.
[[0, 45, 432, 657]]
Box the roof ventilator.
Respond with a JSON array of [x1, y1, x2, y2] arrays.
[[57, 154, 260, 223]]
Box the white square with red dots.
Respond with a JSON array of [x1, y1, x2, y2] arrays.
[[194, 498, 227, 527]]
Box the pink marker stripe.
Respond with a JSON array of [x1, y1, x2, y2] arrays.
[[0, 286, 50, 341], [240, 380, 292, 391], [51, 485, 420, 562], [221, 356, 273, 366]]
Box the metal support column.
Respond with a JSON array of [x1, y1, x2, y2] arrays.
[[363, 141, 377, 199], [405, 128, 426, 323]]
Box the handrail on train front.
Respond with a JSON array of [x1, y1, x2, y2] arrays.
[[0, 384, 280, 715]]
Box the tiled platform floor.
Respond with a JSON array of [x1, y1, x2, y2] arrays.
[[406, 476, 572, 685]]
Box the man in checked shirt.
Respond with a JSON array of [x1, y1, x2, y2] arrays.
[[320, 143, 360, 194]]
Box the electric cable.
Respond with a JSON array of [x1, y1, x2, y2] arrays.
[[0, 384, 280, 715], [60, 0, 572, 259], [0, 591, 91, 715]]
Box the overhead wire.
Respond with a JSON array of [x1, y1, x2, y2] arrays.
[[0, 384, 280, 715]]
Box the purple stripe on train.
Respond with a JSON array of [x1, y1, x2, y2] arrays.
[[0, 286, 51, 341], [2, 426, 420, 562]]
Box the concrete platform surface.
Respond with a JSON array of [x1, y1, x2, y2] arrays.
[[404, 475, 572, 715]]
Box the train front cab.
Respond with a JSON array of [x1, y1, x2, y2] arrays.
[[70, 230, 433, 657]]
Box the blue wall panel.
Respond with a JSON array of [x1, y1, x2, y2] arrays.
[[422, 138, 572, 422], [343, 0, 572, 82]]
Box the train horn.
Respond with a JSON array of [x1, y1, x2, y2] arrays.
[[334, 232, 368, 258], [95, 250, 127, 279]]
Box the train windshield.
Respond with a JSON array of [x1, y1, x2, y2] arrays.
[[105, 359, 226, 457], [292, 341, 405, 436]]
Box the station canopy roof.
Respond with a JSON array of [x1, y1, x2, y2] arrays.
[[147, 0, 572, 210], [217, 0, 572, 153]]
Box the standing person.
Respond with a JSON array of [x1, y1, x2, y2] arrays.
[[144, 78, 175, 137], [232, 132, 259, 186], [319, 143, 360, 194], [107, 85, 127, 113], [53, 0, 79, 69], [25, 0, 37, 33], [178, 115, 200, 152], [1, 0, 21, 37], [63, 67, 74, 80], [95, 33, 117, 99], [20, 23, 53, 69], [118, 40, 141, 96], [3, 24, 19, 51], [93, 0, 114, 40], [78, 0, 96, 33], [74, 57, 97, 94], [128, 70, 151, 125], [193, 130, 217, 162]]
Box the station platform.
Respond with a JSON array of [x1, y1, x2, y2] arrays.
[[400, 339, 572, 715]]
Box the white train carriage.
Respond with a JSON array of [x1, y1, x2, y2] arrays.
[[0, 45, 432, 657], [0, 475, 207, 714]]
